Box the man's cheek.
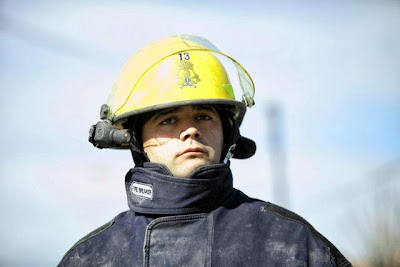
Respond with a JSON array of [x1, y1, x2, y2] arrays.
[[143, 139, 161, 148], [143, 137, 174, 148]]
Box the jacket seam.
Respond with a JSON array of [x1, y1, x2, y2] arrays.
[[131, 206, 209, 214], [208, 211, 215, 267], [58, 218, 115, 266], [260, 203, 352, 267], [143, 214, 208, 267]]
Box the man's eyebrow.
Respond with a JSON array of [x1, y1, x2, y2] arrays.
[[150, 105, 217, 122], [193, 105, 218, 113], [151, 107, 183, 121]]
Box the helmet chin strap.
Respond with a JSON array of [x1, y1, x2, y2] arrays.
[[223, 144, 236, 164], [128, 131, 149, 166], [219, 109, 241, 164]]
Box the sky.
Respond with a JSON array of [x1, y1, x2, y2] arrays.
[[1, 1, 399, 265]]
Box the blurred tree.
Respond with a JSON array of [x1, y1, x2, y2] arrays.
[[353, 160, 400, 266]]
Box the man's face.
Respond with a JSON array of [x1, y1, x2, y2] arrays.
[[142, 105, 224, 177]]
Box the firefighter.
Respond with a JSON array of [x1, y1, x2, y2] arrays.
[[59, 35, 351, 266]]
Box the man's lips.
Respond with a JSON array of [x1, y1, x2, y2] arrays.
[[179, 147, 206, 156]]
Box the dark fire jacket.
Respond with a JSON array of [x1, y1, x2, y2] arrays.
[[59, 163, 352, 266]]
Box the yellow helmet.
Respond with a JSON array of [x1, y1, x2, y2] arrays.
[[106, 34, 255, 126], [89, 34, 256, 162]]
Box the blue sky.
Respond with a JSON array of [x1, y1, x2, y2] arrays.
[[1, 1, 399, 265]]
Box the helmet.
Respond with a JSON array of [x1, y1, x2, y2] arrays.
[[89, 34, 256, 164]]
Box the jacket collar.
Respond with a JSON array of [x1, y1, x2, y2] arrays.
[[125, 163, 233, 215]]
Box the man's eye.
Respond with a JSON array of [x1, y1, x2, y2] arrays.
[[161, 118, 176, 125], [196, 114, 212, 120]]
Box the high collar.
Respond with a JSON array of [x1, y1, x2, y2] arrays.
[[125, 163, 233, 215]]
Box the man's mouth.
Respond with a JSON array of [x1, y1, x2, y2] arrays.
[[179, 147, 206, 156]]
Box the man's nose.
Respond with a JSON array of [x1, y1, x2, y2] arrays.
[[180, 123, 201, 141]]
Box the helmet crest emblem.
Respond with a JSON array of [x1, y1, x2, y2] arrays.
[[177, 59, 201, 88]]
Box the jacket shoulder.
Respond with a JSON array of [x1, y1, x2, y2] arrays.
[[58, 218, 115, 266], [260, 202, 352, 267]]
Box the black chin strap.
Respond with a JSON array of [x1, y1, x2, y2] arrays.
[[219, 111, 241, 163], [219, 109, 256, 162], [128, 131, 148, 167]]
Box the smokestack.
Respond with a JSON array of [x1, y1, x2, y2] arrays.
[[266, 103, 290, 208]]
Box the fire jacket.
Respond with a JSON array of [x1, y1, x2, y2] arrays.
[[59, 163, 352, 266]]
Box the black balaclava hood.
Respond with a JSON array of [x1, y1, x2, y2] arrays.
[[127, 105, 256, 167]]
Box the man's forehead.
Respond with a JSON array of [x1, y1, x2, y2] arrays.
[[150, 105, 218, 120]]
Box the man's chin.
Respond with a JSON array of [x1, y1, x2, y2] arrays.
[[171, 158, 214, 178]]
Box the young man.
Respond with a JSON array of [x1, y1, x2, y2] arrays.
[[59, 35, 351, 266]]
